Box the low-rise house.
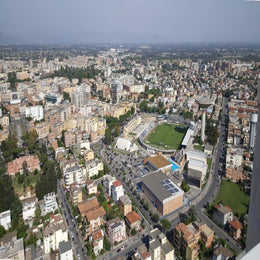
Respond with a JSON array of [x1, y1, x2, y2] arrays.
[[106, 217, 126, 244], [0, 210, 11, 230], [0, 233, 24, 260], [111, 180, 124, 203], [86, 180, 97, 195], [225, 167, 245, 183], [22, 197, 38, 222], [90, 229, 104, 256], [78, 197, 106, 235], [213, 246, 234, 260], [204, 143, 213, 156], [214, 204, 233, 226], [125, 211, 141, 231], [43, 214, 68, 254], [59, 241, 73, 260], [119, 195, 132, 216], [229, 219, 242, 240], [8, 155, 40, 177], [149, 228, 174, 260]]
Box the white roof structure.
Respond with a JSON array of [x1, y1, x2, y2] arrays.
[[115, 137, 131, 151], [189, 159, 205, 169], [181, 128, 194, 147]]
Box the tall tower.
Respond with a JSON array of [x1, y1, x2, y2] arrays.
[[111, 81, 119, 104], [201, 110, 206, 142], [247, 79, 260, 252], [249, 113, 258, 150], [196, 97, 214, 143]]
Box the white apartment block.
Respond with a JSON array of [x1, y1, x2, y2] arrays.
[[85, 160, 103, 179], [0, 210, 11, 230], [103, 175, 116, 196], [25, 105, 44, 121], [107, 217, 126, 244], [111, 180, 124, 203], [43, 222, 68, 254], [22, 197, 37, 222], [226, 147, 243, 168], [42, 192, 58, 215], [64, 165, 84, 188], [59, 241, 73, 260]]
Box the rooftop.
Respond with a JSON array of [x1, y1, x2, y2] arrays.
[[78, 197, 99, 215], [126, 211, 140, 224], [148, 155, 172, 169], [119, 194, 132, 206], [141, 171, 183, 203], [59, 241, 72, 254]]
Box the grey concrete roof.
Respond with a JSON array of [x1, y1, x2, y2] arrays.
[[141, 171, 183, 203], [59, 241, 72, 254]]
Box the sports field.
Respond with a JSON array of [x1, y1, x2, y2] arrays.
[[214, 180, 249, 217], [145, 123, 187, 150]]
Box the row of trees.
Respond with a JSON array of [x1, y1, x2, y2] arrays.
[[46, 65, 100, 84], [105, 107, 135, 145], [139, 100, 166, 114]]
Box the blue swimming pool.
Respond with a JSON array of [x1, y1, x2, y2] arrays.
[[168, 159, 180, 171]]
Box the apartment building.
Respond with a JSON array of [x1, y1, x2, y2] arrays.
[[111, 180, 124, 203], [173, 222, 214, 260], [149, 228, 174, 260], [213, 204, 233, 226], [119, 195, 132, 216], [106, 217, 126, 244]]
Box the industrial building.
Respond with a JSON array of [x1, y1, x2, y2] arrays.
[[141, 171, 183, 216]]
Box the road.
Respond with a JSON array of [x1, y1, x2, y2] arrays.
[[57, 180, 87, 260], [192, 97, 241, 254]]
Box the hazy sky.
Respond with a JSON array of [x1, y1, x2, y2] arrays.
[[0, 0, 260, 43]]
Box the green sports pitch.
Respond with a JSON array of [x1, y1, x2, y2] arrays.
[[144, 123, 187, 150]]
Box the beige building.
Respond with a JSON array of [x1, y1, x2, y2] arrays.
[[119, 195, 132, 216], [43, 214, 68, 254], [141, 171, 183, 216], [149, 228, 174, 260]]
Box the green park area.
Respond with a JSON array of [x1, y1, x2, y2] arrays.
[[145, 123, 187, 150], [214, 180, 250, 217]]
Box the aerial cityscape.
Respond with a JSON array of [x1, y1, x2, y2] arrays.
[[0, 1, 260, 260]]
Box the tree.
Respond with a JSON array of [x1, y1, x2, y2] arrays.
[[0, 225, 6, 238], [131, 228, 137, 236], [105, 128, 112, 145], [35, 161, 57, 200], [63, 92, 71, 102], [152, 214, 160, 223], [131, 106, 135, 115], [160, 219, 171, 231], [104, 236, 111, 251], [181, 180, 190, 192], [114, 125, 121, 137], [22, 161, 28, 176]]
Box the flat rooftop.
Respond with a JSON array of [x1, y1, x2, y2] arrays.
[[148, 155, 172, 169], [141, 171, 183, 203]]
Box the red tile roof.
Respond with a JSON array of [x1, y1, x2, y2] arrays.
[[126, 211, 140, 224], [113, 180, 122, 187], [230, 219, 242, 230]]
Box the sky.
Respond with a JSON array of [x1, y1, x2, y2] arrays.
[[0, 0, 260, 44]]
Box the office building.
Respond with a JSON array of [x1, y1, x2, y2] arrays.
[[141, 171, 183, 216]]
